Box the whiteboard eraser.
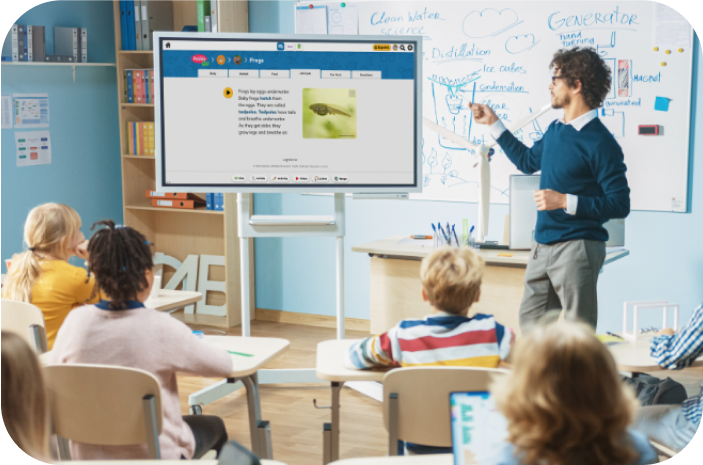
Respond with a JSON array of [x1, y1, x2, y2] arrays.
[[638, 125, 660, 135]]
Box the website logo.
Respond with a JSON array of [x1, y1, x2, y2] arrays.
[[277, 42, 284, 51], [191, 54, 207, 64]]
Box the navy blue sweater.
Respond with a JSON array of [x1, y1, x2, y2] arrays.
[[497, 118, 630, 244]]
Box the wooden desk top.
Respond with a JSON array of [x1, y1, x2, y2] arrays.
[[316, 339, 391, 382], [203, 335, 290, 378], [609, 335, 703, 372], [145, 289, 202, 312], [332, 454, 453, 465], [352, 236, 629, 267]]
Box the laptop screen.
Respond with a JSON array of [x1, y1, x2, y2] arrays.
[[450, 391, 509, 465]]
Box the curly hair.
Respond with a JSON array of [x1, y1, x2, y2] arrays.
[[420, 247, 484, 315], [87, 220, 153, 309], [492, 321, 639, 465], [550, 47, 612, 109]]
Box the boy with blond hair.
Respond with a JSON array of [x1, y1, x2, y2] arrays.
[[346, 247, 514, 370]]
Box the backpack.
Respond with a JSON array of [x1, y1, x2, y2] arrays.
[[622, 373, 688, 406]]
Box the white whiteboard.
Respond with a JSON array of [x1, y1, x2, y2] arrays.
[[299, 1, 693, 212]]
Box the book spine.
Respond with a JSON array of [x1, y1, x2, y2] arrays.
[[22, 26, 27, 61], [134, 0, 143, 51], [12, 24, 18, 62], [141, 70, 147, 104], [133, 70, 142, 103], [205, 16, 211, 33], [148, 122, 155, 155], [127, 122, 133, 155], [206, 193, 213, 210], [149, 69, 154, 103], [197, 1, 209, 32], [27, 26, 32, 62], [18, 25, 26, 62], [126, 70, 134, 103], [81, 28, 87, 63], [211, 1, 218, 33], [72, 28, 79, 63], [131, 123, 137, 155], [33, 26, 45, 62], [145, 69, 150, 104], [120, 1, 128, 51], [126, 1, 136, 50]]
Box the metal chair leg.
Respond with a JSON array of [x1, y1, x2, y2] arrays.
[[142, 394, 161, 459], [388, 393, 399, 456], [323, 423, 332, 465]]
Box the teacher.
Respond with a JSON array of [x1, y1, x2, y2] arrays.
[[470, 47, 630, 331]]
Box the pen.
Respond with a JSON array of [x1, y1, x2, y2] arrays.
[[605, 332, 624, 340], [438, 223, 450, 244], [410, 235, 433, 239], [452, 225, 459, 247]]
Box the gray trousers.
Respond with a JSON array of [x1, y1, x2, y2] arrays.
[[519, 239, 606, 331]]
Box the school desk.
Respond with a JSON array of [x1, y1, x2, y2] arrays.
[[190, 335, 290, 460], [352, 236, 629, 336], [146, 289, 202, 313], [608, 335, 703, 372], [331, 455, 454, 465], [317, 339, 392, 464]]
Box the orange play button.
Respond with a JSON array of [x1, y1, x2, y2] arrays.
[[223, 87, 233, 98], [217, 55, 226, 65]]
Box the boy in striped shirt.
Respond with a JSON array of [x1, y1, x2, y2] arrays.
[[346, 247, 514, 371]]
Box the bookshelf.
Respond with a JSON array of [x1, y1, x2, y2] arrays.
[[112, 1, 253, 328]]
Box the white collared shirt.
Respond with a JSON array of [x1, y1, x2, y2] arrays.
[[489, 109, 600, 215]]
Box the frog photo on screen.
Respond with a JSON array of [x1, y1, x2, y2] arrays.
[[303, 88, 357, 139]]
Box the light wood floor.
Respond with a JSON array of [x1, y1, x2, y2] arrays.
[[177, 320, 386, 465]]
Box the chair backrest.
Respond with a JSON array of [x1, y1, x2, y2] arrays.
[[43, 364, 163, 457], [382, 366, 508, 449], [1, 298, 48, 352]]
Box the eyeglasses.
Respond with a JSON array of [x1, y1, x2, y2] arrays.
[[551, 75, 564, 84]]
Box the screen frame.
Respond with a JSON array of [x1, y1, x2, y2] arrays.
[[154, 32, 423, 194]]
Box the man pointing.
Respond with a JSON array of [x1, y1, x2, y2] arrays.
[[470, 47, 630, 331]]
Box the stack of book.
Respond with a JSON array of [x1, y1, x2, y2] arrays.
[[8, 25, 88, 63], [206, 193, 224, 211], [124, 69, 155, 104], [119, 1, 175, 51], [126, 122, 155, 156], [145, 191, 206, 210]]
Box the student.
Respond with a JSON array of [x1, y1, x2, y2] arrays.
[[1, 330, 51, 463], [489, 321, 657, 465], [2, 203, 98, 349], [50, 220, 233, 460], [346, 247, 514, 455], [633, 302, 703, 452]]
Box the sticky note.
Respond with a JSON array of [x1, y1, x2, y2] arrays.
[[654, 97, 670, 112], [497, 252, 515, 257]]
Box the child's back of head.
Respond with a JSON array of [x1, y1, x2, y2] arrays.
[[87, 220, 153, 309], [3, 203, 82, 302], [492, 321, 639, 465], [420, 246, 485, 315], [1, 330, 50, 461]]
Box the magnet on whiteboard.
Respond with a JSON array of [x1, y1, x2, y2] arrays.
[[661, 62, 667, 66], [653, 47, 659, 51]]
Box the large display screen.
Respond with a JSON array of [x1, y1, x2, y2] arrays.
[[154, 33, 422, 193]]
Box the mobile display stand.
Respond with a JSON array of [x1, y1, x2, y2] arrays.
[[188, 193, 346, 412], [622, 300, 679, 341], [422, 104, 552, 243]]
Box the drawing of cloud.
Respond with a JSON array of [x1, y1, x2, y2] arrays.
[[463, 8, 522, 38], [505, 34, 541, 54]]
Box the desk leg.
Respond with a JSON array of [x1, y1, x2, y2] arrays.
[[241, 374, 272, 459], [331, 381, 343, 462]]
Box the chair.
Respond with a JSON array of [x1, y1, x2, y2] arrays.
[[1, 298, 48, 353], [382, 366, 508, 455], [43, 364, 163, 460]]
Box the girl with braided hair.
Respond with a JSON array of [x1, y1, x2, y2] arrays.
[[2, 203, 99, 349], [50, 220, 233, 460]]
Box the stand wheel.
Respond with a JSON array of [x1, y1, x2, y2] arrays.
[[189, 405, 203, 415]]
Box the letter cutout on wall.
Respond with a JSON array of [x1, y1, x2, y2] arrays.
[[197, 255, 227, 317], [153, 253, 199, 314]]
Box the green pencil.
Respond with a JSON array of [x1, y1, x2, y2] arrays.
[[228, 350, 254, 357]]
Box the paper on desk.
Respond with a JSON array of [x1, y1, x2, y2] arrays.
[[2, 96, 12, 129], [596, 334, 626, 346], [652, 3, 691, 48], [397, 237, 434, 248], [327, 5, 358, 35], [296, 5, 328, 34]]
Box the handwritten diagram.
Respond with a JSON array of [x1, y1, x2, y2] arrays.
[[505, 34, 541, 54], [463, 8, 523, 38]]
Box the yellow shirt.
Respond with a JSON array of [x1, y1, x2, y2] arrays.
[[31, 261, 100, 349]]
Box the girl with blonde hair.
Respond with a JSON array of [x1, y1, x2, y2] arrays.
[[1, 330, 51, 462], [3, 203, 99, 349], [489, 321, 657, 465]]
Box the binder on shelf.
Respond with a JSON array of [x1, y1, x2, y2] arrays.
[[18, 25, 26, 61], [27, 26, 32, 61], [215, 193, 224, 211], [133, 69, 143, 103], [11, 24, 19, 62], [151, 198, 206, 210], [206, 193, 213, 210], [80, 28, 87, 62], [125, 0, 136, 51], [146, 191, 202, 200], [21, 25, 28, 61], [197, 1, 210, 32], [119, 1, 128, 51], [125, 70, 134, 103], [205, 16, 211, 33], [141, 1, 173, 51], [144, 69, 149, 103], [30, 26, 45, 62], [211, 1, 218, 32], [134, 0, 143, 51], [54, 27, 79, 62]]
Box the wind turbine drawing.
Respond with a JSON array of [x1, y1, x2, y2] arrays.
[[422, 103, 552, 243]]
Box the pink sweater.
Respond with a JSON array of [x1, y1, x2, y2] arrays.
[[50, 304, 233, 460]]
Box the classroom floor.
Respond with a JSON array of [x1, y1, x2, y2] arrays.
[[176, 319, 703, 465], [176, 319, 386, 465]]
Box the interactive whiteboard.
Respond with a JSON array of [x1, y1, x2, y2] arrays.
[[300, 1, 694, 212]]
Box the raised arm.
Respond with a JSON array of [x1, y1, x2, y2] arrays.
[[574, 138, 630, 220], [651, 304, 703, 370]]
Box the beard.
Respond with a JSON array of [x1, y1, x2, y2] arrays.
[[551, 92, 571, 109]]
